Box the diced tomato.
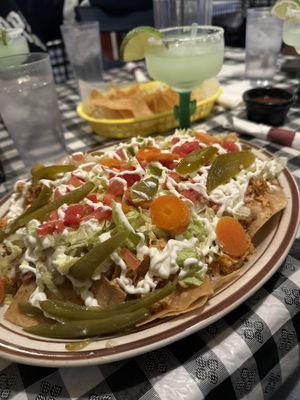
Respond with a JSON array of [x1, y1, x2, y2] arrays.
[[83, 208, 112, 222], [220, 141, 239, 152], [161, 160, 176, 170], [87, 194, 98, 203], [63, 204, 94, 227], [49, 210, 59, 221], [0, 278, 5, 304], [64, 214, 81, 228], [67, 175, 85, 188], [120, 248, 141, 270], [108, 180, 125, 197], [103, 193, 116, 206], [172, 140, 201, 157], [181, 188, 202, 203], [120, 173, 141, 187], [116, 148, 127, 161], [65, 204, 93, 218], [171, 137, 180, 145], [37, 220, 65, 236], [54, 186, 71, 200], [168, 171, 182, 183]]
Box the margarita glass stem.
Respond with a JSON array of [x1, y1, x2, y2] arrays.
[[175, 92, 196, 129]]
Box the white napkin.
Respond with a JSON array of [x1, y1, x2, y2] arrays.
[[217, 81, 252, 109], [125, 62, 149, 83]]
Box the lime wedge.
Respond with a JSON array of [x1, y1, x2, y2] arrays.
[[271, 0, 300, 19], [120, 26, 162, 62]]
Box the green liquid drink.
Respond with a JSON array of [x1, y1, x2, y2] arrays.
[[283, 20, 300, 54], [0, 28, 29, 67], [282, 8, 300, 106], [145, 39, 224, 93]]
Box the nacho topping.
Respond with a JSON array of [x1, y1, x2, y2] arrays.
[[0, 129, 287, 337]]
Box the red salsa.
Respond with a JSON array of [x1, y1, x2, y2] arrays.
[[254, 96, 286, 105]]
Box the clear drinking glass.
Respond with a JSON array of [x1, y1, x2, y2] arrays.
[[145, 25, 224, 128], [283, 8, 300, 106], [60, 22, 104, 100], [0, 53, 66, 169], [153, 0, 213, 29], [245, 7, 283, 86]]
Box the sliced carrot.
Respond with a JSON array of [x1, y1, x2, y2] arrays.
[[150, 195, 191, 235], [195, 131, 218, 145], [136, 147, 161, 162], [216, 216, 250, 258], [0, 278, 5, 304], [99, 158, 124, 168], [149, 153, 179, 162]]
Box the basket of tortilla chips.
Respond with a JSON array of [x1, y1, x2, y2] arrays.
[[77, 80, 222, 139], [0, 129, 288, 340]]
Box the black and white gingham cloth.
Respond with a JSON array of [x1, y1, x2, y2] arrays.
[[0, 49, 299, 399]]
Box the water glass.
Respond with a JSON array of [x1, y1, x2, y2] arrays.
[[61, 22, 104, 99], [245, 7, 283, 85], [153, 0, 213, 29], [0, 53, 66, 169]]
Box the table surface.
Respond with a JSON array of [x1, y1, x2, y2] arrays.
[[0, 48, 299, 400]]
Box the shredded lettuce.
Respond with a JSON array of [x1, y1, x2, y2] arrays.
[[112, 201, 141, 250], [61, 220, 104, 249], [233, 205, 251, 220], [183, 217, 207, 241], [176, 248, 198, 268], [36, 261, 60, 297], [179, 275, 203, 288], [52, 246, 79, 274], [126, 208, 145, 230], [0, 241, 22, 276]]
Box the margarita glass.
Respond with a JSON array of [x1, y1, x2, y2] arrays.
[[145, 26, 224, 128], [283, 8, 300, 106], [0, 28, 29, 62]]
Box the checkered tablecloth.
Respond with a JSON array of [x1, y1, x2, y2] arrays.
[[0, 49, 299, 400]]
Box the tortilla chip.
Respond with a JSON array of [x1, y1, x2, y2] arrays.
[[91, 277, 126, 307], [212, 269, 241, 292], [4, 281, 50, 328], [247, 186, 287, 237], [140, 275, 214, 324], [4, 278, 82, 328]]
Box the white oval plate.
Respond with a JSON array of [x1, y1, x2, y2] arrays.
[[0, 141, 299, 367]]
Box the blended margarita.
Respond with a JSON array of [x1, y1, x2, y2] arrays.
[[283, 9, 300, 54], [145, 27, 224, 93], [0, 28, 29, 59]]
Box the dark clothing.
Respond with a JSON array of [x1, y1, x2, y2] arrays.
[[0, 0, 66, 51]]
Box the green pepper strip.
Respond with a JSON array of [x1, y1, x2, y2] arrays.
[[206, 151, 255, 193], [38, 282, 174, 321], [19, 302, 45, 317], [17, 181, 94, 226], [32, 164, 76, 182], [131, 176, 159, 202], [70, 231, 129, 281], [0, 185, 52, 242], [175, 146, 218, 175], [24, 307, 149, 338]]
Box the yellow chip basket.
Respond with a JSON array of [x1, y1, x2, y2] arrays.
[[77, 83, 222, 139]]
